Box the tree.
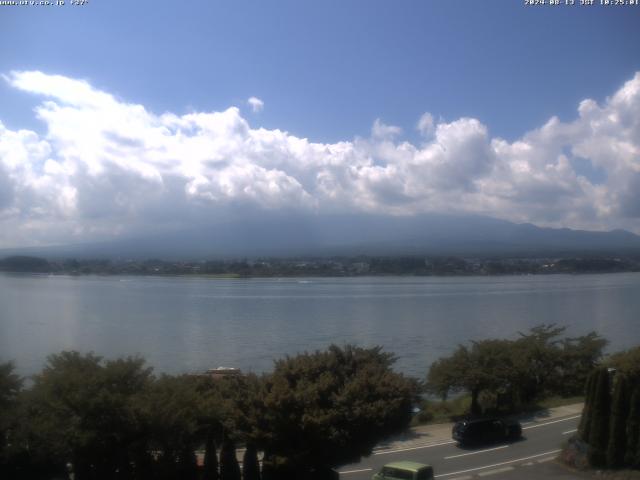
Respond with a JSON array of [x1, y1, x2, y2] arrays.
[[202, 433, 219, 480], [587, 368, 610, 467], [16, 351, 154, 480], [242, 443, 261, 480], [260, 452, 277, 480], [426, 325, 607, 415], [260, 345, 418, 477], [608, 346, 640, 383], [176, 447, 198, 480], [625, 386, 640, 468], [607, 374, 630, 467], [427, 340, 515, 414], [0, 362, 23, 478], [578, 369, 598, 443], [219, 438, 241, 480], [556, 331, 607, 397], [140, 374, 204, 479]]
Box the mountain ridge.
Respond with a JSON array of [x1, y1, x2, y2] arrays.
[[2, 214, 639, 260]]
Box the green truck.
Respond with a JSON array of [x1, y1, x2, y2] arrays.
[[372, 461, 434, 480]]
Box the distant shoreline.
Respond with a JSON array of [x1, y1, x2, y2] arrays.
[[1, 253, 639, 279]]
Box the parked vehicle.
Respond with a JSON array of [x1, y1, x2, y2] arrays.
[[452, 417, 522, 446], [372, 461, 434, 480]]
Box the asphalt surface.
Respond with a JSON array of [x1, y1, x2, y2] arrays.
[[337, 405, 583, 480]]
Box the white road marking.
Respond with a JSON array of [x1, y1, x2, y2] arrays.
[[477, 466, 514, 476], [449, 476, 473, 480], [520, 461, 535, 466], [562, 428, 578, 435], [536, 456, 556, 463], [372, 414, 578, 457], [522, 415, 580, 430], [444, 445, 509, 460], [339, 467, 373, 474], [434, 449, 561, 478], [373, 440, 456, 455]]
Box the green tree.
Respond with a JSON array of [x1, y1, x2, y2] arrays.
[[242, 443, 261, 480], [0, 362, 23, 478], [578, 369, 598, 443], [219, 438, 241, 480], [176, 447, 198, 480], [427, 340, 514, 414], [556, 331, 607, 397], [202, 433, 219, 480], [511, 324, 566, 404], [587, 368, 611, 467], [607, 374, 630, 467], [140, 374, 204, 479], [261, 345, 417, 477], [625, 386, 640, 468], [608, 346, 640, 383], [17, 352, 154, 480], [427, 325, 606, 415]]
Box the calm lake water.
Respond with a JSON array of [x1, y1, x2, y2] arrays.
[[1, 273, 639, 378]]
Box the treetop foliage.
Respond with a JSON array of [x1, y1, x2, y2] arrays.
[[0, 345, 416, 480], [426, 324, 607, 414]]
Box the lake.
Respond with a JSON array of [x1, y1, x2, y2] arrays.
[[1, 272, 639, 378]]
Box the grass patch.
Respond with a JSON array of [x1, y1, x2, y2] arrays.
[[536, 395, 584, 409], [411, 395, 471, 426], [411, 394, 584, 426]]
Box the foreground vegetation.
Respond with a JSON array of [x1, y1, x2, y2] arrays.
[[0, 346, 417, 480], [426, 325, 606, 415], [570, 347, 640, 470], [1, 327, 637, 479]]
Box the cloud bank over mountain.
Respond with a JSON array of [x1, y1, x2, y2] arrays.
[[1, 70, 639, 248]]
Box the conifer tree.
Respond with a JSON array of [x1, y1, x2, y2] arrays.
[[626, 386, 640, 468], [578, 369, 597, 443], [242, 443, 261, 480], [587, 368, 611, 467], [203, 433, 219, 480], [260, 452, 276, 480], [220, 438, 241, 480], [176, 447, 198, 480], [606, 374, 630, 467]]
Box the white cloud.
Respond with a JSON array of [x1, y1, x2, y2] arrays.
[[1, 70, 640, 247], [371, 119, 402, 139], [417, 112, 434, 136], [247, 96, 264, 113]]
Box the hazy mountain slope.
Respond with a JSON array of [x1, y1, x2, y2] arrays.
[[2, 214, 640, 259]]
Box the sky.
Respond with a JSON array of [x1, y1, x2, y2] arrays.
[[1, 0, 640, 248]]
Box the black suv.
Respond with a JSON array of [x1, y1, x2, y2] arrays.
[[452, 417, 522, 446]]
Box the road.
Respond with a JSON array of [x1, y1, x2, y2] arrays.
[[337, 413, 581, 480]]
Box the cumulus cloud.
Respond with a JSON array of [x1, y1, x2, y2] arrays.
[[417, 112, 434, 136], [247, 96, 264, 113], [1, 69, 640, 247]]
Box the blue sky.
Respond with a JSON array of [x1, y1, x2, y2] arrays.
[[2, 0, 638, 141], [1, 0, 640, 247]]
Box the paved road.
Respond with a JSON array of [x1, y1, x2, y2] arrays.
[[338, 407, 582, 480]]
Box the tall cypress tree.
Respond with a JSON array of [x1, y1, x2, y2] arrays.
[[260, 452, 276, 480], [626, 386, 640, 468], [242, 443, 261, 480], [579, 369, 598, 443], [588, 368, 611, 467], [176, 447, 198, 480], [203, 433, 219, 480], [606, 374, 630, 467], [219, 438, 241, 480]]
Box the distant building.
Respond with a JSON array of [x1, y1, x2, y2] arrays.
[[203, 366, 242, 380]]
